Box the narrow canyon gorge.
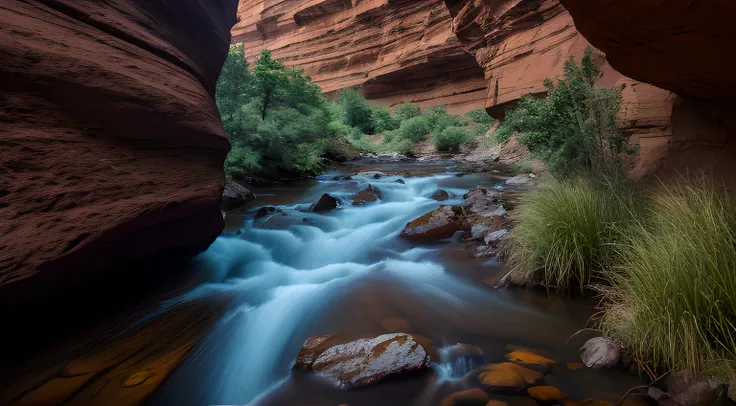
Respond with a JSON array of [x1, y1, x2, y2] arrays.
[[1, 1, 735, 405]]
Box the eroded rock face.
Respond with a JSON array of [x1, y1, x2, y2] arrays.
[[0, 1, 239, 291], [308, 333, 431, 389], [233, 0, 487, 113]]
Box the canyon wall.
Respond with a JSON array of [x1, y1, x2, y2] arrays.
[[232, 0, 488, 113], [0, 0, 239, 294], [558, 0, 736, 179]]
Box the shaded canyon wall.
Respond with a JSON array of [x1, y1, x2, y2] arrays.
[[558, 0, 736, 179], [232, 0, 488, 113], [0, 0, 239, 294]]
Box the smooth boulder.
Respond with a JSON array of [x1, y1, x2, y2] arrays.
[[351, 185, 382, 205], [310, 333, 430, 389], [309, 193, 339, 212], [222, 176, 256, 210], [431, 189, 451, 201], [400, 206, 470, 241], [580, 337, 620, 369]]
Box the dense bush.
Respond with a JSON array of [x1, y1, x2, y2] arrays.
[[465, 109, 495, 124], [602, 179, 736, 381], [371, 106, 400, 133], [338, 87, 375, 134], [398, 116, 432, 143], [433, 126, 473, 152], [507, 176, 646, 293], [495, 48, 629, 178], [394, 103, 422, 120]]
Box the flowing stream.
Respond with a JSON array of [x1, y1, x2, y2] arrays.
[[139, 161, 640, 406]]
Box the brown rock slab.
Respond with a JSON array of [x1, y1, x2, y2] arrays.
[[294, 333, 344, 370], [311, 333, 430, 389], [400, 206, 470, 241], [476, 362, 542, 392], [351, 185, 382, 205], [440, 388, 489, 406], [528, 386, 564, 402]]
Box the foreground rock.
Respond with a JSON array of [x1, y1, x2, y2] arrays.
[[580, 337, 620, 370], [351, 185, 382, 205], [400, 206, 470, 241], [0, 0, 236, 293], [303, 333, 430, 389], [464, 188, 501, 214], [222, 176, 256, 210], [309, 194, 339, 213], [505, 175, 531, 186]]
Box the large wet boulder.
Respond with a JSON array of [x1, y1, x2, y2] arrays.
[[222, 176, 256, 210], [309, 193, 339, 213], [580, 337, 620, 370], [400, 206, 470, 241], [302, 333, 430, 389], [431, 189, 451, 201], [351, 185, 382, 205]]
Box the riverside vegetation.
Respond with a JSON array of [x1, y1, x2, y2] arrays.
[[502, 49, 736, 387], [216, 45, 492, 180]]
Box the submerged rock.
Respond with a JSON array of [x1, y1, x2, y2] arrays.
[[309, 193, 339, 212], [580, 337, 620, 369], [331, 175, 352, 181], [400, 206, 470, 241], [439, 388, 489, 406], [431, 189, 451, 201], [310, 333, 430, 389], [254, 206, 282, 219], [528, 386, 564, 402], [506, 350, 556, 366], [222, 176, 256, 210], [476, 362, 542, 392], [351, 185, 382, 205], [395, 179, 406, 184]]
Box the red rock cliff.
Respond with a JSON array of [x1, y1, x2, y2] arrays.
[[445, 0, 736, 179], [0, 0, 239, 292], [232, 0, 488, 113]]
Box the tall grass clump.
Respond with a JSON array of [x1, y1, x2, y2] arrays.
[[507, 176, 645, 293], [601, 178, 736, 381]]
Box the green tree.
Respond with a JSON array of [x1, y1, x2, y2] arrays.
[[338, 87, 375, 134]]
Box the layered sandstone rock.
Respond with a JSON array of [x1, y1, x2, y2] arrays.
[[232, 0, 488, 113], [0, 1, 238, 292], [559, 0, 736, 180]]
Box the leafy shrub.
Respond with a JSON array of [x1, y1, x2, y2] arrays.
[[339, 87, 375, 134], [394, 103, 422, 120], [465, 109, 495, 124], [496, 48, 628, 178], [371, 106, 400, 133], [507, 176, 645, 293], [433, 126, 471, 152], [602, 178, 736, 381], [399, 116, 431, 143], [423, 105, 466, 134], [225, 146, 261, 178]]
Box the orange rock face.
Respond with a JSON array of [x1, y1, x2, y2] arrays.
[[232, 0, 488, 113], [445, 0, 736, 179], [0, 1, 238, 291]]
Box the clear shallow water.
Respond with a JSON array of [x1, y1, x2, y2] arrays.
[[142, 163, 641, 406]]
